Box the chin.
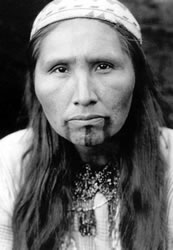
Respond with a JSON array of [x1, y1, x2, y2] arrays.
[[68, 130, 109, 147]]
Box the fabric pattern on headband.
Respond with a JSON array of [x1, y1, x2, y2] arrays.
[[30, 0, 142, 44]]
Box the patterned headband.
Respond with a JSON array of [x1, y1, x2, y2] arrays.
[[30, 0, 142, 44]]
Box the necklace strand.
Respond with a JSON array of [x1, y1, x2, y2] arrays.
[[71, 160, 120, 236]]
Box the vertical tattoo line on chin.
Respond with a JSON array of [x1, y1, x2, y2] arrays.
[[84, 126, 92, 146]]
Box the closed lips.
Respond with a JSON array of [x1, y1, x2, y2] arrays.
[[69, 115, 105, 121]]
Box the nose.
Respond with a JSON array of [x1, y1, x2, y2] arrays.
[[73, 71, 98, 106]]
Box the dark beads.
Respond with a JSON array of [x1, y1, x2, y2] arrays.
[[78, 209, 96, 236]]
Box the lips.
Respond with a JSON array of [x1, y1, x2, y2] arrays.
[[67, 114, 106, 126], [68, 114, 104, 121]]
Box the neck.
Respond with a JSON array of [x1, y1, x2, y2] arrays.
[[74, 138, 120, 167]]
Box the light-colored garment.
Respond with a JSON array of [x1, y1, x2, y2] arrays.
[[0, 128, 173, 249], [0, 129, 32, 250]]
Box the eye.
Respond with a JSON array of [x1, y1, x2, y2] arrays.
[[96, 63, 113, 73], [51, 65, 68, 74]]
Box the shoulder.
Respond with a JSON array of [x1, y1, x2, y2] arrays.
[[0, 128, 33, 180], [0, 128, 33, 178], [0, 128, 33, 186], [0, 129, 33, 221], [159, 127, 173, 184], [159, 126, 173, 187], [159, 127, 173, 167], [0, 128, 33, 152], [160, 126, 173, 152], [0, 129, 33, 248], [160, 127, 173, 246]]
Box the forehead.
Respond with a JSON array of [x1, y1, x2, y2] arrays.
[[37, 18, 128, 61]]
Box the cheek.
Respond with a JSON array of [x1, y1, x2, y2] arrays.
[[38, 97, 67, 137], [35, 84, 65, 129], [116, 86, 134, 111], [109, 86, 134, 128], [41, 96, 64, 121], [107, 81, 134, 111], [35, 76, 63, 117]]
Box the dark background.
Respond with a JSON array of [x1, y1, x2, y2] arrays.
[[0, 0, 173, 138]]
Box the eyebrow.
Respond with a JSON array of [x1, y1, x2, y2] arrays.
[[41, 53, 125, 68]]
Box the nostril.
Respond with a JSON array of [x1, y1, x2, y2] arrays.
[[74, 99, 97, 106], [90, 100, 97, 105]]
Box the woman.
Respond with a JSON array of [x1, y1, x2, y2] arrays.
[[0, 0, 173, 249]]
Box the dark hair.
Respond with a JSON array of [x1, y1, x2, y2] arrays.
[[12, 20, 167, 250]]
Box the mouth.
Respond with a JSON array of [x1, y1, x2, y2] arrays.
[[67, 114, 106, 126], [69, 114, 105, 121]]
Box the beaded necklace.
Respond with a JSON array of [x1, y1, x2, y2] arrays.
[[71, 160, 120, 237]]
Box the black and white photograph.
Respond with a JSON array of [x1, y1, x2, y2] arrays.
[[0, 0, 173, 249]]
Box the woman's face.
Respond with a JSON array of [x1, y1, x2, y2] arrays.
[[34, 19, 135, 147]]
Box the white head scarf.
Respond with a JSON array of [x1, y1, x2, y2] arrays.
[[30, 0, 142, 44]]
